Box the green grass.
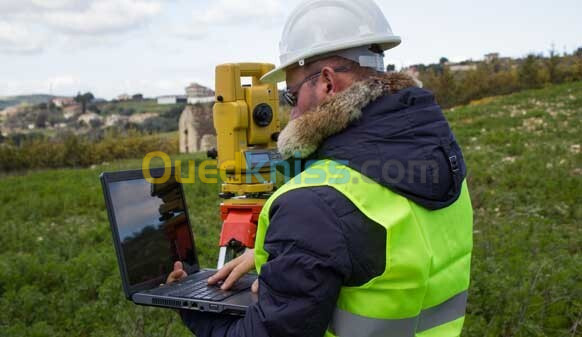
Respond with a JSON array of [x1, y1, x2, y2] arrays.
[[446, 82, 581, 336], [0, 82, 580, 336], [0, 154, 218, 337]]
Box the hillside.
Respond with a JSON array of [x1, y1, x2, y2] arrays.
[[0, 82, 580, 336], [0, 99, 189, 137], [0, 94, 55, 110], [445, 82, 581, 335]]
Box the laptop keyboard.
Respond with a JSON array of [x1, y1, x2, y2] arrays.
[[167, 279, 245, 301]]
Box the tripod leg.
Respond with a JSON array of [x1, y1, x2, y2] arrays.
[[217, 244, 246, 269], [217, 246, 228, 269]]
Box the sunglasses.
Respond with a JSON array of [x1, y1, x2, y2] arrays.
[[283, 66, 351, 106]]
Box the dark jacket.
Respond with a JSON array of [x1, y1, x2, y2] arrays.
[[181, 73, 467, 337]]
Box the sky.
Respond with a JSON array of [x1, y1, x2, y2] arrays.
[[0, 0, 580, 99], [109, 179, 165, 240]]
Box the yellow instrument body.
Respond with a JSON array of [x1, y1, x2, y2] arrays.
[[213, 63, 281, 195]]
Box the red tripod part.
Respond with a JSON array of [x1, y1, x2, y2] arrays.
[[218, 204, 263, 248]]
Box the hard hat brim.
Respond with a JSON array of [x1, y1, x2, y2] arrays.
[[260, 35, 402, 84]]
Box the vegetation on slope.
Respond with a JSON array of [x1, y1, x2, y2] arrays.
[[0, 82, 580, 336]]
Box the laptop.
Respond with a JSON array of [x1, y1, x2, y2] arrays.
[[100, 167, 257, 315]]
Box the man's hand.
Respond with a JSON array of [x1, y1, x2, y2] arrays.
[[208, 249, 259, 293], [166, 261, 188, 285]]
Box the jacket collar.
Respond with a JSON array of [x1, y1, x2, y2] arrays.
[[277, 72, 418, 159]]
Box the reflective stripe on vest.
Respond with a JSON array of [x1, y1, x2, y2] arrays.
[[255, 160, 473, 337], [328, 291, 467, 337]]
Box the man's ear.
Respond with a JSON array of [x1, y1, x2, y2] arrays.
[[321, 67, 336, 94]]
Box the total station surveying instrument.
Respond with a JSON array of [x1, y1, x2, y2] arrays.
[[209, 63, 282, 269]]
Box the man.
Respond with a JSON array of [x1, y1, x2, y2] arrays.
[[167, 0, 473, 336]]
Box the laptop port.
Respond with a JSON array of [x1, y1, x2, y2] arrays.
[[182, 301, 188, 307], [191, 302, 198, 308], [209, 304, 219, 312]]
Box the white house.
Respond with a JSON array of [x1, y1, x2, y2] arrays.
[[157, 95, 187, 105], [117, 93, 131, 101], [51, 97, 75, 107], [187, 96, 215, 104]]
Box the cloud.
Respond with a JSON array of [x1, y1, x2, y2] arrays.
[[0, 75, 83, 97], [43, 0, 162, 35], [0, 0, 89, 15], [170, 0, 285, 41], [191, 0, 285, 28], [0, 21, 45, 54], [0, 0, 164, 54], [171, 25, 207, 41], [31, 0, 89, 10], [48, 75, 83, 90]]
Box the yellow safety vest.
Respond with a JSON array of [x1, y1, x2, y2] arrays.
[[255, 160, 473, 337]]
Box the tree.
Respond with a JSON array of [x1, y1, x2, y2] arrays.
[[89, 118, 103, 129], [162, 105, 185, 120], [47, 113, 65, 126], [74, 92, 95, 114], [439, 57, 449, 65], [386, 64, 396, 72], [518, 54, 544, 89], [435, 67, 459, 107], [545, 45, 561, 83], [120, 108, 135, 116], [575, 56, 582, 81], [88, 103, 101, 115], [132, 94, 144, 101], [35, 112, 48, 129]]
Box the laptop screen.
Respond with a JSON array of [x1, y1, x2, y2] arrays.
[[107, 175, 198, 288]]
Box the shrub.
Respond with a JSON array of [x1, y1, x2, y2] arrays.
[[418, 49, 581, 108], [0, 131, 178, 172]]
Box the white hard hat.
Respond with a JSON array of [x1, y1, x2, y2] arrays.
[[261, 0, 401, 83]]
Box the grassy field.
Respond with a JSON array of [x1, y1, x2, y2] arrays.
[[0, 82, 580, 336]]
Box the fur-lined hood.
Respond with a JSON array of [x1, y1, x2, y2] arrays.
[[278, 72, 417, 159], [276, 72, 467, 210]]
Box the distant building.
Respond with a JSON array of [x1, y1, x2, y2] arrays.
[[51, 97, 75, 108], [199, 134, 217, 152], [178, 105, 216, 153], [186, 83, 214, 97], [185, 83, 215, 105], [117, 93, 131, 101], [485, 53, 500, 63], [188, 97, 215, 104], [179, 106, 199, 153], [157, 95, 187, 105], [449, 64, 478, 72]]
